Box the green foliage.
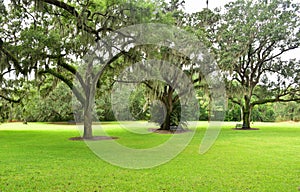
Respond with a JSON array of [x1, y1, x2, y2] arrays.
[[252, 104, 276, 122], [129, 85, 149, 120], [197, 89, 210, 121], [274, 101, 300, 121], [95, 91, 116, 121], [225, 100, 241, 122], [0, 80, 73, 123], [23, 82, 73, 122]]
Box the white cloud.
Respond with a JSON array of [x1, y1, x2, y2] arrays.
[[184, 0, 300, 13]]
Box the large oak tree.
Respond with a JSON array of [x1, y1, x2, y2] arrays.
[[214, 0, 300, 128], [0, 0, 159, 138]]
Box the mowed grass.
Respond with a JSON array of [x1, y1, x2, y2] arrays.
[[0, 122, 299, 191]]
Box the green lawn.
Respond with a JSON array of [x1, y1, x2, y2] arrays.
[[0, 122, 299, 191]]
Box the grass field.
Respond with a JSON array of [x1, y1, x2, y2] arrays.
[[0, 122, 299, 191]]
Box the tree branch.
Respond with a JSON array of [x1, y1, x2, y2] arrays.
[[228, 96, 242, 106], [0, 94, 21, 103], [0, 40, 24, 74], [41, 0, 79, 17], [39, 68, 85, 104], [41, 0, 99, 39], [252, 97, 300, 106], [264, 45, 299, 63]]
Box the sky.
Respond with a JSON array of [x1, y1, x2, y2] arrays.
[[183, 0, 300, 12], [184, 0, 233, 13]]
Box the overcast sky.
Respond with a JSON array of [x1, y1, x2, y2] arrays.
[[184, 0, 233, 13]]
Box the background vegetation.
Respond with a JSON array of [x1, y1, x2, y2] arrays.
[[1, 81, 300, 123]]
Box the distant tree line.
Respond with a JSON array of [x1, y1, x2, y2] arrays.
[[0, 80, 299, 123]]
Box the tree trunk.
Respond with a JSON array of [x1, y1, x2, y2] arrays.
[[242, 109, 251, 129], [83, 107, 93, 138], [160, 111, 171, 130], [83, 83, 94, 139], [159, 88, 174, 131], [242, 96, 252, 129]]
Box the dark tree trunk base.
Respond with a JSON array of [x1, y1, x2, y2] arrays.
[[69, 136, 118, 141], [149, 128, 190, 134], [232, 128, 260, 130]]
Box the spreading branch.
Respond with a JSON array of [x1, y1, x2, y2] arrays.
[[252, 96, 300, 106], [228, 96, 242, 106], [0, 94, 21, 103], [0, 39, 25, 74], [41, 0, 99, 39]]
